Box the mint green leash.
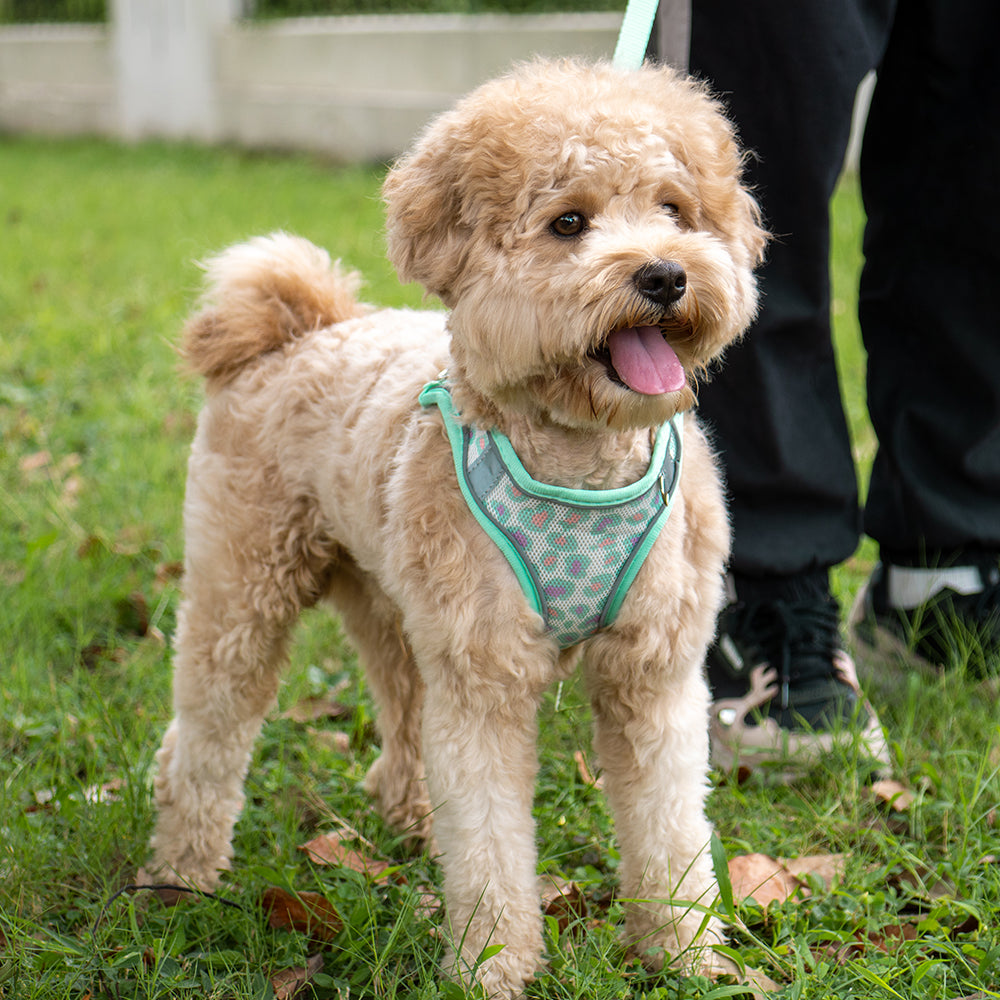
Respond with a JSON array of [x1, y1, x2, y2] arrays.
[[612, 0, 659, 70]]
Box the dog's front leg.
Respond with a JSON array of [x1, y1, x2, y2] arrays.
[[585, 641, 724, 974], [420, 669, 545, 999]]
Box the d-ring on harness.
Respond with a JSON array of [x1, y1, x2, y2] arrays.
[[419, 379, 683, 648]]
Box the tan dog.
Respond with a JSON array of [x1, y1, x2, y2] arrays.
[[144, 58, 766, 997]]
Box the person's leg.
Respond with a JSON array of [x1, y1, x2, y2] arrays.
[[669, 0, 896, 769], [688, 0, 894, 578], [854, 0, 1000, 673]]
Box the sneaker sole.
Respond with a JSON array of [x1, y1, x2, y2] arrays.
[[710, 707, 890, 776]]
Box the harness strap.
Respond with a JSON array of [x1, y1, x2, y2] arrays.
[[420, 379, 683, 648]]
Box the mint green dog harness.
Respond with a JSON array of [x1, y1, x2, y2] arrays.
[[419, 379, 683, 648]]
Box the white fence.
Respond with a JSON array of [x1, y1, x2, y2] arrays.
[[0, 4, 621, 160], [0, 3, 870, 167]]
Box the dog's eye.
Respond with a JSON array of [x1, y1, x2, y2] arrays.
[[550, 212, 588, 238], [662, 203, 681, 217]]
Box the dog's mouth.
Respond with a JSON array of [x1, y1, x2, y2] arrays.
[[593, 325, 687, 395]]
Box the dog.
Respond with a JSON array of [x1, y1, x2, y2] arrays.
[[143, 58, 766, 997]]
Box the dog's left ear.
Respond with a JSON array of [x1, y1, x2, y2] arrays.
[[682, 88, 769, 269], [383, 131, 472, 307], [727, 169, 768, 269]]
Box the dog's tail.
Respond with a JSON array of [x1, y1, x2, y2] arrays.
[[181, 232, 368, 387]]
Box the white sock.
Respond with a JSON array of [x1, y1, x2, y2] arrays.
[[886, 564, 985, 610]]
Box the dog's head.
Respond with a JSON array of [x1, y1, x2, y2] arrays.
[[384, 58, 767, 431]]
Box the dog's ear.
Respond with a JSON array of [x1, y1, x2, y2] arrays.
[[710, 172, 768, 270], [675, 81, 769, 269], [383, 135, 473, 307]]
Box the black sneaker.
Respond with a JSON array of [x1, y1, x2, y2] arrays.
[[707, 572, 889, 773], [851, 553, 1000, 676]]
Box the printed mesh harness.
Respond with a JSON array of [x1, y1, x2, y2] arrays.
[[419, 379, 683, 648]]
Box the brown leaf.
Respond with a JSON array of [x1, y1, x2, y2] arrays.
[[779, 853, 848, 886], [817, 923, 920, 964], [867, 778, 916, 811], [727, 853, 805, 906], [262, 887, 342, 941], [411, 884, 443, 922], [271, 953, 324, 1000], [891, 861, 956, 901], [540, 875, 587, 935], [298, 833, 394, 882]]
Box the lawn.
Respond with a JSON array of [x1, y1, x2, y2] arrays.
[[1, 136, 998, 999]]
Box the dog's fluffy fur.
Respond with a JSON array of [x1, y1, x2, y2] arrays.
[[145, 59, 766, 997]]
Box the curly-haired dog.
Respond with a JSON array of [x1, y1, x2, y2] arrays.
[[144, 59, 766, 997]]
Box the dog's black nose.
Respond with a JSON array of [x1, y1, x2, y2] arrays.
[[634, 260, 687, 307]]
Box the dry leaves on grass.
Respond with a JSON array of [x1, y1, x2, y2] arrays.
[[727, 845, 986, 974], [262, 886, 343, 941], [866, 777, 917, 811], [267, 833, 442, 957], [271, 952, 325, 1000], [540, 874, 588, 934], [727, 852, 848, 907], [298, 832, 396, 882]]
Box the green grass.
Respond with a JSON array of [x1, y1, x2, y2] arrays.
[[2, 136, 998, 1000]]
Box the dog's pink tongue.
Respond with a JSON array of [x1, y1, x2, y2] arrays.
[[607, 326, 686, 395]]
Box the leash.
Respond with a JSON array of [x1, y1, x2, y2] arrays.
[[612, 0, 659, 70]]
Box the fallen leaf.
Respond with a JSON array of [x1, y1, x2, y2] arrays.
[[867, 779, 916, 811], [540, 875, 587, 934], [727, 854, 805, 907], [271, 953, 324, 1000], [779, 853, 848, 886], [262, 887, 342, 941], [411, 884, 442, 921], [891, 862, 956, 901], [298, 833, 393, 882], [816, 923, 920, 964]]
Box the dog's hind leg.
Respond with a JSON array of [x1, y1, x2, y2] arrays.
[[145, 472, 334, 892], [325, 569, 432, 843]]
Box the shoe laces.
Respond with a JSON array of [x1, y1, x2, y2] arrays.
[[726, 596, 842, 709]]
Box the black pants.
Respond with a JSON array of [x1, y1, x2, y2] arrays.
[[674, 0, 1000, 577]]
